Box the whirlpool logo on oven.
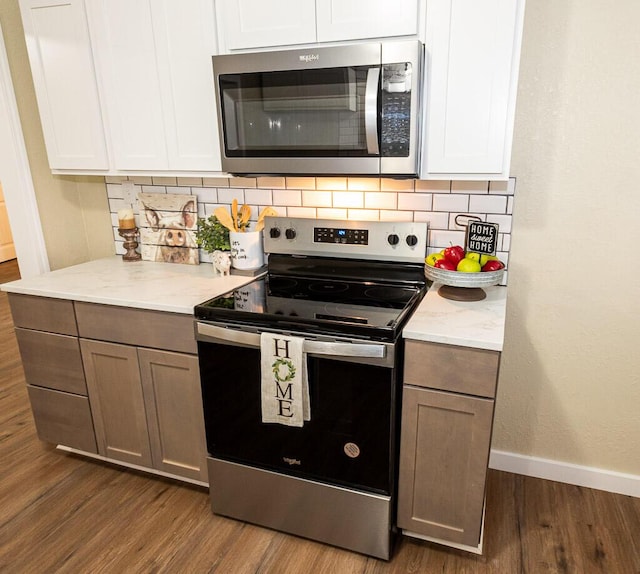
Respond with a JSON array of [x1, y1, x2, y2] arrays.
[[283, 457, 301, 466]]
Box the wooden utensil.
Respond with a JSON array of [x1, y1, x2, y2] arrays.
[[254, 206, 278, 232], [239, 204, 251, 231], [213, 206, 236, 232], [231, 199, 239, 232]]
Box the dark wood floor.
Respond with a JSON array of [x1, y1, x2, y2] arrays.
[[1, 258, 639, 573]]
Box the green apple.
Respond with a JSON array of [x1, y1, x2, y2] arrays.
[[457, 258, 481, 273], [425, 253, 444, 266], [480, 254, 499, 266], [465, 252, 481, 262]]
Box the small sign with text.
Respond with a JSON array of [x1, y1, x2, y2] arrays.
[[466, 221, 499, 255]]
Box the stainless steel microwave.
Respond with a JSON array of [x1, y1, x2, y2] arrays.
[[212, 41, 423, 177]]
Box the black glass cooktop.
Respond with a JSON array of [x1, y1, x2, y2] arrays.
[[195, 255, 427, 341]]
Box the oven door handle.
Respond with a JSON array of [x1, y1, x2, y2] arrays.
[[196, 322, 386, 359]]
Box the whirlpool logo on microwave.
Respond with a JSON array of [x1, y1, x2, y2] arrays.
[[299, 54, 319, 63]]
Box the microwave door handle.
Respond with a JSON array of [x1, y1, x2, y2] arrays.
[[365, 67, 380, 155], [196, 322, 385, 358]]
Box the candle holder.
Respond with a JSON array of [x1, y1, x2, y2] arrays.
[[118, 227, 142, 261]]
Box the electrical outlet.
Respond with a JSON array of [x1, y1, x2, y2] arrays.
[[121, 181, 137, 204]]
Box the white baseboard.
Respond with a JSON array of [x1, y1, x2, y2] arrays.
[[489, 449, 640, 498]]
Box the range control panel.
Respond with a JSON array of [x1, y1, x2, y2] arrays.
[[264, 217, 428, 264], [314, 227, 369, 245]]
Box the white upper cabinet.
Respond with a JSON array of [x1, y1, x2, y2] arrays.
[[216, 0, 420, 52], [86, 0, 221, 172], [420, 0, 525, 179], [316, 0, 419, 43], [19, 0, 109, 170], [217, 0, 317, 51]]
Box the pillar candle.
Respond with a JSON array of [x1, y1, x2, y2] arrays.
[[118, 208, 136, 229]]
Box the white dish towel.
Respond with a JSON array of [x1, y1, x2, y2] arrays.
[[260, 332, 310, 427]]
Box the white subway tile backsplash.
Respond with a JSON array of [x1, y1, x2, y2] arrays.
[[381, 178, 414, 191], [486, 214, 512, 233], [469, 195, 508, 214], [107, 178, 517, 272], [365, 192, 397, 210], [245, 188, 273, 205], [317, 208, 347, 219], [302, 190, 332, 207], [286, 206, 317, 218], [451, 181, 489, 194], [229, 177, 257, 188], [415, 211, 450, 230], [380, 210, 414, 222], [218, 188, 245, 203], [198, 187, 218, 203], [257, 176, 286, 189], [348, 177, 380, 191], [433, 194, 469, 212], [286, 177, 316, 189], [430, 230, 466, 249], [415, 179, 450, 192], [316, 177, 347, 191], [347, 209, 379, 221], [273, 189, 302, 206], [106, 184, 124, 199], [333, 191, 364, 208], [398, 193, 432, 211]]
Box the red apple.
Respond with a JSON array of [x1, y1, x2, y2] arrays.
[[481, 260, 504, 272], [434, 259, 457, 271], [443, 245, 465, 266]]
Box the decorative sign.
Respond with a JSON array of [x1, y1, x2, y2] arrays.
[[138, 192, 199, 265], [465, 221, 499, 255]]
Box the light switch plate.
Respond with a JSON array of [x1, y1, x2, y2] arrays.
[[121, 181, 137, 204]]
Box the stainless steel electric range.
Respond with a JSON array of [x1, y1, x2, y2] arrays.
[[194, 217, 428, 559]]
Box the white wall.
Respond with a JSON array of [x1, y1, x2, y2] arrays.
[[493, 1, 640, 475]]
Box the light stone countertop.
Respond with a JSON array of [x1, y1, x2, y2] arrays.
[[403, 283, 507, 351], [0, 256, 257, 314]]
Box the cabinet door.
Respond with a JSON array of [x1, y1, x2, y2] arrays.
[[216, 0, 317, 51], [85, 0, 168, 170], [397, 386, 494, 547], [151, 0, 222, 171], [138, 349, 208, 482], [81, 339, 153, 467], [421, 0, 524, 179], [316, 0, 419, 43], [19, 0, 109, 170]]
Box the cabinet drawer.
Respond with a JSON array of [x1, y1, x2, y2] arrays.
[[75, 302, 197, 354], [27, 385, 97, 453], [8, 294, 77, 335], [16, 328, 87, 395], [404, 340, 500, 398]]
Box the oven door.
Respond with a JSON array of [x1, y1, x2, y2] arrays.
[[196, 322, 399, 495]]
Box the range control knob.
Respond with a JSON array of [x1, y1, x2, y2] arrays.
[[406, 234, 418, 247], [269, 227, 281, 239], [387, 233, 400, 246], [285, 227, 297, 240]]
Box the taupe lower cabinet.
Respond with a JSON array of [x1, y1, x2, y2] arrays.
[[9, 294, 208, 484], [81, 339, 207, 482], [398, 339, 500, 549]]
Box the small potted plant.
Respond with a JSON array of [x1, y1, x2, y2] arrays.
[[195, 215, 231, 275]]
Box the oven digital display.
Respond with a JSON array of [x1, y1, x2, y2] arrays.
[[314, 227, 369, 245]]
